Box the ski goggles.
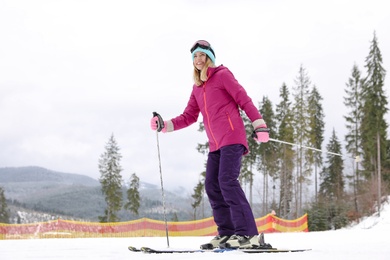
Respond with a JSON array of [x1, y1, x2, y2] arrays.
[[190, 40, 215, 57]]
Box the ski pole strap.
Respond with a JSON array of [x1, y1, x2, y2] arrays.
[[252, 127, 270, 138], [153, 112, 165, 132]]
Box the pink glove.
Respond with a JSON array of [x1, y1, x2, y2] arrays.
[[150, 116, 167, 133], [254, 125, 269, 143]]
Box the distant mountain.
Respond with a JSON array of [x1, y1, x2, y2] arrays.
[[0, 166, 100, 203], [0, 166, 211, 223], [0, 166, 99, 186]]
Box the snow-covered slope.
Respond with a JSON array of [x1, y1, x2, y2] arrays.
[[1, 197, 389, 260]]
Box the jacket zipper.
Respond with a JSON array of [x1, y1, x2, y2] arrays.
[[203, 82, 219, 150]]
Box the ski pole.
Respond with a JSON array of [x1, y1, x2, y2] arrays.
[[269, 137, 343, 157], [153, 112, 170, 248], [252, 128, 343, 157]]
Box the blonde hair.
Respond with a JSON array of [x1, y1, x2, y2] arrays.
[[193, 57, 215, 86]]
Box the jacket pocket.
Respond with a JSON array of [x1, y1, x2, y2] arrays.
[[226, 112, 234, 131]]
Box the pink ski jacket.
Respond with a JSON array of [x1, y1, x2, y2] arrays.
[[167, 65, 264, 154]]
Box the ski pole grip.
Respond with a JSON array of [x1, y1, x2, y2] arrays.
[[252, 127, 270, 139], [153, 112, 165, 132]]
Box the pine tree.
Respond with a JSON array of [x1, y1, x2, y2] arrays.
[[319, 129, 344, 200], [385, 140, 390, 184], [343, 63, 364, 213], [241, 111, 258, 206], [275, 83, 295, 218], [307, 85, 325, 201], [191, 180, 204, 220], [360, 32, 388, 186], [196, 122, 209, 155], [292, 65, 311, 216], [318, 130, 349, 231], [257, 96, 278, 215], [0, 187, 10, 223], [98, 134, 123, 222], [307, 200, 328, 231], [171, 213, 179, 222], [194, 122, 209, 217], [124, 173, 140, 216]]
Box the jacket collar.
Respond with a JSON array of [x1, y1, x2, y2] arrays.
[[207, 65, 225, 80]]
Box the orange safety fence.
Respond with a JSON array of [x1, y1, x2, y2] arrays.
[[0, 213, 308, 240]]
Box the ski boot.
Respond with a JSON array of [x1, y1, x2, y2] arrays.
[[219, 234, 260, 249], [200, 235, 231, 249]]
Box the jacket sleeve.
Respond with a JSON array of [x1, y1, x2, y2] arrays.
[[168, 89, 200, 131], [220, 68, 263, 124]]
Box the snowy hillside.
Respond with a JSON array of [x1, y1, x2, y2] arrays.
[[1, 197, 389, 260], [348, 197, 390, 232]]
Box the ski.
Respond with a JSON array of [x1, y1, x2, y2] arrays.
[[128, 233, 311, 254], [128, 246, 311, 254], [241, 248, 311, 253], [128, 246, 209, 253]]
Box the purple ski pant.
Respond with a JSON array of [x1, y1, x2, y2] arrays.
[[205, 144, 258, 236]]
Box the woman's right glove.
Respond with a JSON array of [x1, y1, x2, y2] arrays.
[[253, 125, 270, 143], [150, 112, 167, 133]]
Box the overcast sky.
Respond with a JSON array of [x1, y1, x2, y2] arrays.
[[1, 0, 389, 193]]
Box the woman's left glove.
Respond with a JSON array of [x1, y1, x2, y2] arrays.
[[253, 125, 270, 143]]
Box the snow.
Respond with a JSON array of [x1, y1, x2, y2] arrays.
[[1, 199, 389, 260]]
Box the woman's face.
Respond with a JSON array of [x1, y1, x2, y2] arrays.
[[193, 51, 207, 70]]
